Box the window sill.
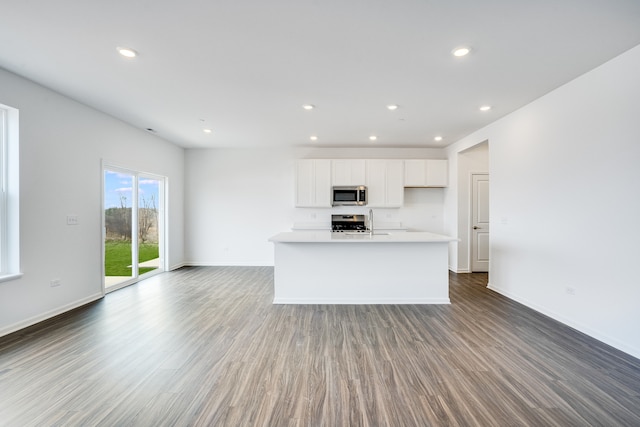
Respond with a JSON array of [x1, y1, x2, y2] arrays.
[[0, 272, 24, 283]]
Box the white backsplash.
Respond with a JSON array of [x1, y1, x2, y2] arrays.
[[293, 187, 444, 232]]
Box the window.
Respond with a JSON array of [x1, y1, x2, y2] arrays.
[[0, 103, 21, 282]]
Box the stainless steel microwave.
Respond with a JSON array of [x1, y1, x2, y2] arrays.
[[332, 186, 367, 206]]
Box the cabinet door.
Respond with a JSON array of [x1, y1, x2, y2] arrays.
[[295, 159, 331, 207], [332, 159, 366, 185], [365, 159, 404, 207], [404, 160, 426, 187], [403, 159, 448, 187], [425, 159, 448, 187], [314, 160, 332, 206], [349, 159, 366, 184], [365, 160, 387, 207], [385, 160, 404, 207]]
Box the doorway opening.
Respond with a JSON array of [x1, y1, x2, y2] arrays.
[[103, 165, 166, 293], [456, 141, 489, 274]]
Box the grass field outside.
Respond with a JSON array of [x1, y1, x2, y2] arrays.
[[105, 240, 159, 276]]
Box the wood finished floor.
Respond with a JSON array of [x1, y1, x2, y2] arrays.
[[1, 267, 639, 426]]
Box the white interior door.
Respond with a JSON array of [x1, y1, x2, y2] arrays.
[[471, 173, 490, 272]]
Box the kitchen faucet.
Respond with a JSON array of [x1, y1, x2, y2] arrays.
[[369, 208, 374, 237]]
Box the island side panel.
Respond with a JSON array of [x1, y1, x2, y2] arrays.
[[272, 241, 450, 304]]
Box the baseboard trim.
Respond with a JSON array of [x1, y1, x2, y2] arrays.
[[183, 261, 274, 267], [0, 292, 104, 339], [169, 262, 187, 271], [487, 283, 640, 361], [448, 265, 471, 273], [273, 297, 451, 305]]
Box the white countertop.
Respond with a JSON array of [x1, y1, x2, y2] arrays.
[[269, 230, 457, 243]]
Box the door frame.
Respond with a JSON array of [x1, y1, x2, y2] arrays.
[[101, 161, 167, 294]]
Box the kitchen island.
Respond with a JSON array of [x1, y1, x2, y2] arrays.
[[268, 231, 457, 304]]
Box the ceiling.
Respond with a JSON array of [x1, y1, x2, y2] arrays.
[[1, 1, 640, 149]]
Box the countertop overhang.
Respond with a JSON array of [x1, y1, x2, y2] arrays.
[[269, 231, 458, 243]]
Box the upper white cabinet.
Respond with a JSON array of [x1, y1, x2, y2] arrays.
[[366, 159, 404, 207], [404, 159, 448, 187], [425, 159, 448, 186], [295, 158, 446, 208], [331, 159, 366, 185], [295, 159, 331, 207]]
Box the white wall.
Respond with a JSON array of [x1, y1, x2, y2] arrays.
[[446, 44, 640, 358], [0, 68, 185, 337], [401, 187, 445, 232], [184, 147, 447, 265], [184, 147, 296, 265]]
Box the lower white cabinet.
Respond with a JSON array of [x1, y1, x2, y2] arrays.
[[366, 159, 404, 207], [295, 159, 331, 207], [404, 159, 448, 187]]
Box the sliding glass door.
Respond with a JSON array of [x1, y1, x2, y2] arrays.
[[103, 166, 165, 292], [137, 176, 162, 276]]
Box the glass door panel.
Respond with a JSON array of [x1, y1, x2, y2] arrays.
[[137, 177, 160, 276], [104, 170, 134, 290]]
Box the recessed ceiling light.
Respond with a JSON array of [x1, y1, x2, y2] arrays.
[[117, 46, 138, 58], [203, 128, 212, 134], [434, 136, 443, 142], [387, 104, 398, 110], [302, 104, 315, 110], [452, 46, 471, 57], [369, 136, 377, 141], [310, 135, 318, 141], [479, 105, 492, 111]]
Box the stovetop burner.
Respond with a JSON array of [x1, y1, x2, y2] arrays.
[[331, 214, 367, 232]]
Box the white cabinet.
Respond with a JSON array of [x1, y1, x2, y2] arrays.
[[296, 158, 446, 208], [404, 160, 426, 186], [386, 160, 405, 206], [426, 159, 448, 186], [404, 159, 448, 187], [366, 159, 404, 207], [295, 159, 331, 207], [332, 159, 366, 185]]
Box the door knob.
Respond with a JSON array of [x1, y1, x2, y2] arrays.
[[473, 226, 480, 229]]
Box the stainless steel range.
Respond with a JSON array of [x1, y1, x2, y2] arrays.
[[331, 214, 367, 232]]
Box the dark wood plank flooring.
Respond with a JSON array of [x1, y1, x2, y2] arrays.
[[1, 267, 639, 426]]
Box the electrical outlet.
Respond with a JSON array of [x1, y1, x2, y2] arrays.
[[566, 287, 575, 295], [50, 279, 61, 287], [67, 215, 79, 225]]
